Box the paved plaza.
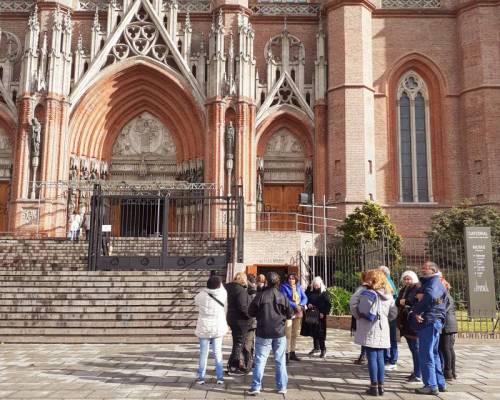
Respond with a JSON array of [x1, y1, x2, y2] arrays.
[[0, 330, 498, 400]]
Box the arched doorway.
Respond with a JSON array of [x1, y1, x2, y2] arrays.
[[259, 129, 311, 230], [0, 127, 12, 232], [108, 112, 178, 237]]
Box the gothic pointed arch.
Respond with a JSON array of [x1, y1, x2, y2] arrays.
[[387, 55, 446, 203], [256, 109, 313, 228], [69, 59, 205, 170], [70, 0, 204, 110]]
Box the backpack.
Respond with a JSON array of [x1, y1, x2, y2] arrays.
[[357, 289, 380, 322]]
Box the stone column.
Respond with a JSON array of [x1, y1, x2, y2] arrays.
[[325, 0, 377, 217], [457, 2, 500, 204]]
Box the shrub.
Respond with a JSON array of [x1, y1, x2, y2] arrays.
[[327, 286, 351, 316], [337, 201, 403, 268]]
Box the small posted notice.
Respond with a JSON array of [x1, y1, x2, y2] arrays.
[[464, 227, 496, 319]]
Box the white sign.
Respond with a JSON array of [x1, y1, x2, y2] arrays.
[[102, 225, 112, 232]]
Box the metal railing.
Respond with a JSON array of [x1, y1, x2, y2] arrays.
[[303, 236, 499, 337], [245, 210, 341, 233]]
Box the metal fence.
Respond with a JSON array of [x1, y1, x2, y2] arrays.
[[304, 236, 500, 337], [88, 183, 244, 270]]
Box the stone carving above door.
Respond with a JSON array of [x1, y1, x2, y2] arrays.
[[265, 129, 304, 158], [112, 112, 176, 159], [263, 129, 305, 184], [111, 112, 177, 181]]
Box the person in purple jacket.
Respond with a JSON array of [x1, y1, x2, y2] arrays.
[[279, 273, 308, 362]]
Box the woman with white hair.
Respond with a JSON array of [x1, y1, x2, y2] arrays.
[[301, 276, 331, 358], [396, 270, 422, 383]]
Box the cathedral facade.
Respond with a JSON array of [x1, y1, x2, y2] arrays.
[[0, 0, 499, 238]]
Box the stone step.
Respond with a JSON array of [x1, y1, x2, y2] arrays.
[[0, 312, 193, 320], [0, 286, 202, 294], [0, 299, 199, 306], [0, 274, 210, 282], [0, 319, 196, 328], [0, 292, 196, 300], [0, 327, 195, 335], [0, 269, 215, 275], [0, 335, 197, 343], [0, 305, 198, 313], [0, 281, 206, 287]]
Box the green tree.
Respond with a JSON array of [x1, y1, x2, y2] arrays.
[[427, 200, 500, 248], [337, 201, 402, 267], [426, 201, 500, 310]]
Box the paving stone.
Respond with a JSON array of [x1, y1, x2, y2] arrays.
[[0, 330, 499, 399]]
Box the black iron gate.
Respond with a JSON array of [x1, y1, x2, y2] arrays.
[[88, 183, 244, 270]]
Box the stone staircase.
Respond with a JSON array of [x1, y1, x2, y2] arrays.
[[0, 238, 226, 343]]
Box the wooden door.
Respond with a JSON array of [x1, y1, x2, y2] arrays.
[[0, 182, 10, 233], [262, 184, 302, 231]]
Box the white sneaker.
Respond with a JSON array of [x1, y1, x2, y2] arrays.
[[196, 379, 205, 385], [216, 380, 224, 385], [386, 364, 397, 371], [248, 388, 260, 395], [278, 388, 287, 394]]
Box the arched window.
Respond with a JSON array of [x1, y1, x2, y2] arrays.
[[397, 71, 433, 203]]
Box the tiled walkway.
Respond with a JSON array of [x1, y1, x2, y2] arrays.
[[0, 330, 498, 399]]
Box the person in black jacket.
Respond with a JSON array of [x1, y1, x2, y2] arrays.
[[225, 272, 251, 374], [438, 275, 458, 381], [247, 272, 293, 396], [301, 276, 331, 358], [241, 274, 257, 372], [396, 270, 421, 383]]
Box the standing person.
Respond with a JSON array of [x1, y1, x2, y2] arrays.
[[83, 211, 91, 241], [301, 276, 331, 358], [410, 261, 447, 395], [350, 269, 397, 396], [438, 274, 458, 381], [351, 271, 368, 365], [396, 270, 422, 383], [241, 274, 257, 373], [256, 274, 267, 291], [280, 273, 308, 362], [247, 272, 293, 395], [379, 266, 398, 370], [225, 272, 251, 374], [194, 272, 228, 385], [69, 210, 82, 242]]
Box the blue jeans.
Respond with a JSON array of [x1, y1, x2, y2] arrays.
[[197, 337, 224, 381], [405, 337, 421, 378], [417, 320, 445, 390], [251, 336, 287, 391], [366, 347, 385, 384], [384, 319, 398, 365]]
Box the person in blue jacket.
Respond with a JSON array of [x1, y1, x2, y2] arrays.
[[279, 273, 308, 362], [410, 261, 447, 395]]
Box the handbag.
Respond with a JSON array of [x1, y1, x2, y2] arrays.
[[304, 308, 320, 325]]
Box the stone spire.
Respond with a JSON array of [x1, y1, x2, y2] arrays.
[[207, 9, 226, 97], [236, 12, 255, 98], [20, 5, 40, 93], [315, 16, 327, 102]]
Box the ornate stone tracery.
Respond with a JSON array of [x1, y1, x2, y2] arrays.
[[105, 6, 181, 73], [382, 0, 440, 8]]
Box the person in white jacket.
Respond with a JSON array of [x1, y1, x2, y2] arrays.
[[194, 273, 228, 385]]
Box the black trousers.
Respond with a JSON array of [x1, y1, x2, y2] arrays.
[[313, 336, 326, 351], [228, 323, 248, 370], [439, 333, 456, 376]]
